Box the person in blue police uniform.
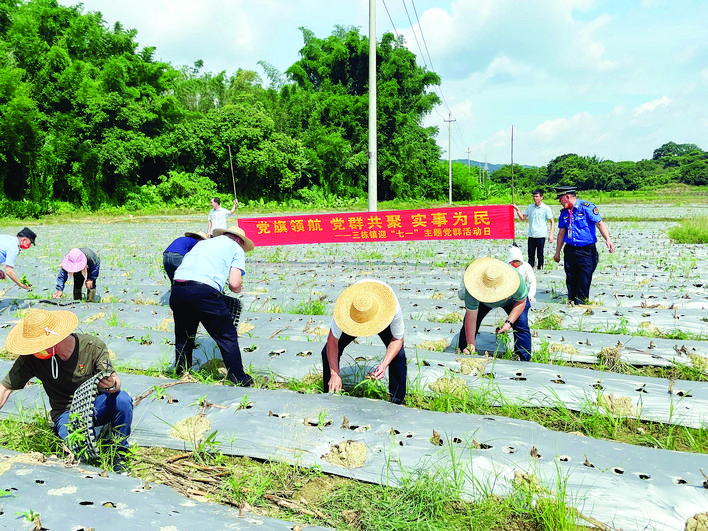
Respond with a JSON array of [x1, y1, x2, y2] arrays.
[[552, 186, 615, 304]]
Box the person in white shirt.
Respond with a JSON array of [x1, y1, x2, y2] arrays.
[[0, 227, 36, 290], [207, 197, 237, 237], [513, 189, 555, 269]]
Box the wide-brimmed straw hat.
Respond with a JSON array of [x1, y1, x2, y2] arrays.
[[61, 248, 87, 273], [4, 309, 78, 356], [463, 257, 520, 303], [333, 281, 396, 337], [184, 231, 208, 240], [213, 225, 255, 252]]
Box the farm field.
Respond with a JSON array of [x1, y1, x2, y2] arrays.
[[0, 204, 706, 530]]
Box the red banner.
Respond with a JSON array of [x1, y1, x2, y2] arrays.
[[238, 205, 514, 247]]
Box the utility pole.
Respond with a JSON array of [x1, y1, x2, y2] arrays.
[[510, 125, 515, 205], [466, 147, 472, 174], [445, 112, 455, 205], [367, 0, 377, 212]]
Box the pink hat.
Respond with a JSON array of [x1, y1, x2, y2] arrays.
[[61, 248, 87, 273]]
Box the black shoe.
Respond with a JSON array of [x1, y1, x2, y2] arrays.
[[112, 451, 129, 473], [227, 373, 254, 387]]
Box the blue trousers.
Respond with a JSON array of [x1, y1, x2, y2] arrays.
[[563, 243, 598, 304], [162, 252, 184, 283], [170, 282, 249, 383], [54, 390, 133, 450], [458, 299, 532, 361], [321, 326, 407, 404]]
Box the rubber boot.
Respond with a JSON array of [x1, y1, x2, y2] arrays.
[[87, 288, 96, 303]]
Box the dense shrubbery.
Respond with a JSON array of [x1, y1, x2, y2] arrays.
[[488, 142, 708, 196]]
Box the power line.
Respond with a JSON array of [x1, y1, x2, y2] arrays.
[[382, 1, 471, 158]]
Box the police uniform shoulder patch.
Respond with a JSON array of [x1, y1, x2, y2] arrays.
[[593, 207, 599, 215], [581, 201, 591, 207]]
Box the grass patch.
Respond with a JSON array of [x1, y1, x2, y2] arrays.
[[667, 216, 708, 243], [407, 383, 708, 455], [290, 296, 327, 315]]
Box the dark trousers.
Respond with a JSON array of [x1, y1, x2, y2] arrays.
[[527, 237, 546, 269], [169, 282, 249, 383], [320, 326, 407, 404], [55, 390, 133, 451], [563, 244, 598, 304], [163, 252, 184, 283], [72, 272, 97, 302], [458, 299, 532, 361]]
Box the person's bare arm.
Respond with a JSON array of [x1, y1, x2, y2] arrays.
[[548, 217, 555, 243], [596, 221, 615, 253], [228, 199, 237, 215], [370, 337, 404, 380], [325, 331, 342, 392], [496, 298, 527, 334], [512, 204, 526, 221], [553, 228, 566, 263], [228, 267, 242, 293], [5, 266, 30, 289], [0, 383, 12, 409], [462, 309, 478, 353]]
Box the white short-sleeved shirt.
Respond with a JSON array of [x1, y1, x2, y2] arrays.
[[174, 235, 245, 291], [0, 235, 20, 267], [330, 279, 404, 340], [208, 208, 231, 236], [524, 203, 554, 238]]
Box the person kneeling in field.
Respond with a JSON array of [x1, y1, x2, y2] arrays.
[[53, 247, 100, 302], [0, 309, 133, 472], [321, 280, 407, 404], [458, 257, 532, 361]]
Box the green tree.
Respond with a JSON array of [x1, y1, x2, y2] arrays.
[[285, 26, 442, 201]]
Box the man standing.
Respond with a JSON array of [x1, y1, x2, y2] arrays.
[[0, 309, 133, 472], [322, 279, 407, 405], [513, 190, 554, 269], [53, 248, 101, 302], [553, 186, 615, 305], [170, 225, 254, 386], [207, 197, 237, 237], [0, 227, 36, 290]]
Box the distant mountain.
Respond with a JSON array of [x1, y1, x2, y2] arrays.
[[452, 159, 537, 173]]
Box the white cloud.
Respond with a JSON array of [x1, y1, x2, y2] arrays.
[[633, 96, 671, 117]]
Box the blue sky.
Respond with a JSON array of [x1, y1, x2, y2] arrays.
[[65, 0, 708, 167]]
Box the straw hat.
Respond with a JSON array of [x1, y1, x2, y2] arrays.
[[333, 281, 396, 337], [61, 248, 87, 273], [463, 257, 520, 304], [184, 231, 208, 240], [213, 225, 255, 252], [4, 309, 78, 356]]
